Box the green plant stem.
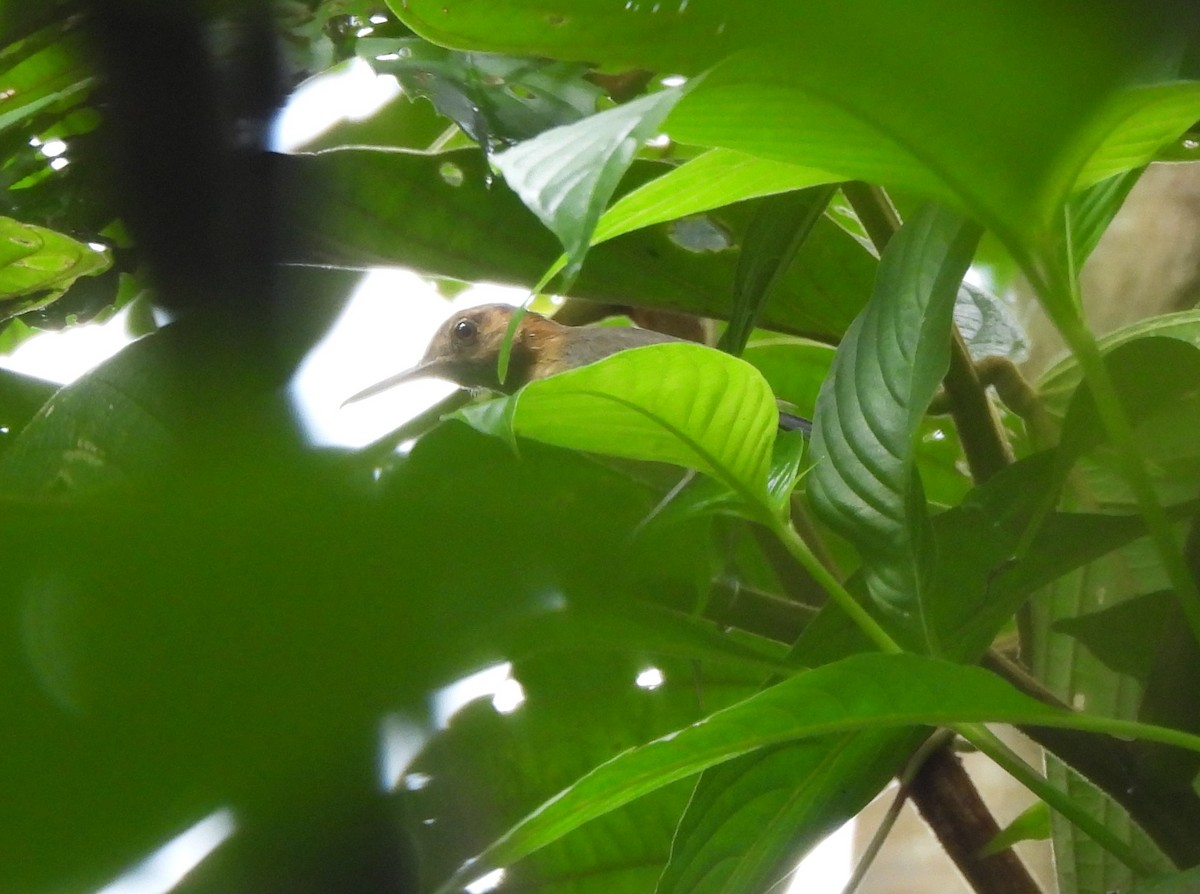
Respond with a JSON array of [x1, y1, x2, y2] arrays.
[[770, 516, 902, 654], [955, 723, 1159, 877]]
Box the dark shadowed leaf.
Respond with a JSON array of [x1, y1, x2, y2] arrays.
[[807, 206, 980, 650]]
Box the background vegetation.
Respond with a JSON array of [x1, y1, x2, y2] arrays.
[[4, 2, 1200, 893]]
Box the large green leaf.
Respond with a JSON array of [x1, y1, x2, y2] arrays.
[[2, 353, 728, 893], [432, 652, 1200, 893], [806, 206, 980, 649], [458, 342, 777, 509], [393, 0, 1190, 248]]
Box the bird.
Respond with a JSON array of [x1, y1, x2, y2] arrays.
[[344, 303, 811, 432]]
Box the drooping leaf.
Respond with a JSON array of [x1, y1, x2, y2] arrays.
[[432, 651, 1200, 894], [493, 87, 686, 283], [807, 205, 981, 649], [363, 37, 603, 150], [457, 342, 778, 510]]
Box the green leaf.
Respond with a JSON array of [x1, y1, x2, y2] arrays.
[[718, 184, 837, 355], [1039, 310, 1200, 415], [0, 216, 111, 322], [457, 342, 778, 510], [365, 37, 603, 149], [743, 339, 835, 419], [807, 206, 981, 648], [1057, 337, 1200, 469], [280, 148, 874, 340], [392, 0, 1187, 248], [402, 650, 762, 894], [592, 148, 840, 246], [493, 87, 685, 283], [498, 600, 793, 674], [433, 652, 1200, 893], [0, 366, 58, 451], [980, 801, 1051, 857], [296, 90, 453, 153], [1065, 168, 1143, 269], [0, 32, 93, 134], [657, 730, 917, 894], [1072, 82, 1200, 189], [1053, 592, 1177, 679]]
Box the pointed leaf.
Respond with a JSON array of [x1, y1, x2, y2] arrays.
[[719, 184, 837, 355], [434, 652, 1200, 893], [980, 802, 1051, 857], [592, 148, 840, 246]]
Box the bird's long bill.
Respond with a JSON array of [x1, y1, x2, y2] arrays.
[[340, 362, 436, 407]]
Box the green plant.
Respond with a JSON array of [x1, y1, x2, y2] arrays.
[[4, 2, 1200, 893]]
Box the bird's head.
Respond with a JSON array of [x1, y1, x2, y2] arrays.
[[343, 304, 547, 405]]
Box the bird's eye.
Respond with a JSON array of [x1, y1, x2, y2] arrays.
[[452, 318, 478, 343]]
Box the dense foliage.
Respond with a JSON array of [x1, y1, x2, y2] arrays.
[[4, 2, 1200, 893]]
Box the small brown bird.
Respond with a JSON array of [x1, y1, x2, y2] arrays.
[[345, 303, 811, 432]]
